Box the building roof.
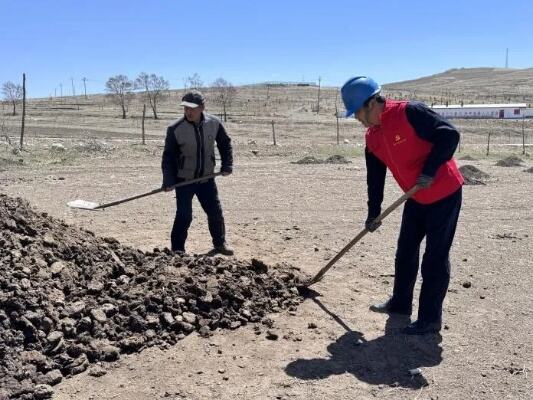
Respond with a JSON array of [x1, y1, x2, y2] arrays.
[[432, 103, 527, 109]]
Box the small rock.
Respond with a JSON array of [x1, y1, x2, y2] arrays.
[[46, 331, 63, 344], [88, 365, 107, 377], [308, 322, 318, 329], [50, 261, 65, 276], [33, 384, 54, 399], [182, 312, 197, 324], [90, 308, 107, 323], [462, 281, 472, 288]]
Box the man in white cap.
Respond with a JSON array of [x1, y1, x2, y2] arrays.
[[161, 90, 234, 255]]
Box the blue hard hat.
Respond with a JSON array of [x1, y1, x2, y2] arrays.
[[341, 76, 381, 118]]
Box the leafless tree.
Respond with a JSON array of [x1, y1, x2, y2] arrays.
[[211, 78, 237, 121], [183, 73, 203, 91], [135, 72, 170, 119], [105, 75, 133, 119], [2, 81, 23, 116]]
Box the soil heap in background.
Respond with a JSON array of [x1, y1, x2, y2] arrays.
[[524, 166, 533, 173], [293, 155, 351, 165], [459, 165, 491, 185], [459, 155, 476, 161], [0, 194, 303, 399], [495, 155, 523, 167], [324, 155, 351, 164]]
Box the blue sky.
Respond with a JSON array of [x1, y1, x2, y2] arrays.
[[1, 0, 532, 98]]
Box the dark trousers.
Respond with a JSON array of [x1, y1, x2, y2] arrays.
[[391, 187, 462, 323], [170, 178, 225, 252]]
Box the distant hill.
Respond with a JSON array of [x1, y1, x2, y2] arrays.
[[382, 67, 533, 104]]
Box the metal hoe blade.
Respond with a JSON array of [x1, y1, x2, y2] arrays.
[[67, 199, 100, 210]]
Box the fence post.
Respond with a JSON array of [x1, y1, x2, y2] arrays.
[[271, 120, 277, 146], [141, 104, 146, 145]]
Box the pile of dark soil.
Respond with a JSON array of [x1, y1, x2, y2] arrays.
[[292, 156, 323, 164], [495, 155, 523, 167], [524, 166, 533, 173], [293, 155, 351, 165], [0, 195, 302, 399], [324, 155, 351, 164], [459, 165, 490, 185]]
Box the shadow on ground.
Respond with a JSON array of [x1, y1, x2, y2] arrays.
[[285, 293, 442, 389]]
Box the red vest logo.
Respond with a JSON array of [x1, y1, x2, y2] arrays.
[[393, 134, 407, 146]]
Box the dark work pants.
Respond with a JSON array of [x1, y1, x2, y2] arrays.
[[170, 178, 225, 252], [391, 187, 462, 323]]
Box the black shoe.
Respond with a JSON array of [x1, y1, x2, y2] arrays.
[[369, 298, 411, 316], [402, 320, 442, 335], [212, 243, 234, 256]]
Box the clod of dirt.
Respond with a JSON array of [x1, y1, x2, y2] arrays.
[[462, 281, 472, 288], [459, 165, 490, 185], [0, 194, 303, 399], [266, 330, 279, 340], [495, 155, 523, 167], [524, 166, 533, 173]]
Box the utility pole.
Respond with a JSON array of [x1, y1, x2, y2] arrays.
[[82, 77, 87, 99], [71, 77, 76, 97], [60, 83, 63, 102], [505, 48, 509, 68]]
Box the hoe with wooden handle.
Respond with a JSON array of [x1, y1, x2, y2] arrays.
[[300, 185, 420, 290], [67, 172, 223, 211]]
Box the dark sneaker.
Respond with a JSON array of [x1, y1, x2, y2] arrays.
[[402, 320, 441, 335], [369, 298, 411, 316], [212, 243, 234, 256]]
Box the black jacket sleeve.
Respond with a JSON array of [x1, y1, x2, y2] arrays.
[[216, 123, 233, 173], [406, 102, 460, 177], [161, 126, 180, 188], [365, 146, 387, 219]]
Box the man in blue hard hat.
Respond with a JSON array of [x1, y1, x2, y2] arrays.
[[341, 76, 464, 335]]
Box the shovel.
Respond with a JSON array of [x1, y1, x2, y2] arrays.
[[67, 172, 223, 210], [300, 185, 420, 290]]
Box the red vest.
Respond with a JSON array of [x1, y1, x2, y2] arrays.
[[366, 100, 463, 204]]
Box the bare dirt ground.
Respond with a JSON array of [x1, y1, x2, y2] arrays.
[[1, 87, 532, 399]]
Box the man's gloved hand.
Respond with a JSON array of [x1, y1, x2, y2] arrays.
[[221, 167, 232, 176], [365, 217, 382, 232], [416, 174, 434, 189]]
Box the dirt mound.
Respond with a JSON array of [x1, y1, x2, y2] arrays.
[[293, 156, 323, 164], [459, 155, 476, 161], [459, 165, 490, 185], [293, 155, 351, 165], [495, 155, 523, 167], [324, 155, 351, 164], [524, 166, 533, 173], [0, 195, 302, 399]]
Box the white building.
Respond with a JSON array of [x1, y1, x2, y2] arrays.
[[432, 103, 528, 119]]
